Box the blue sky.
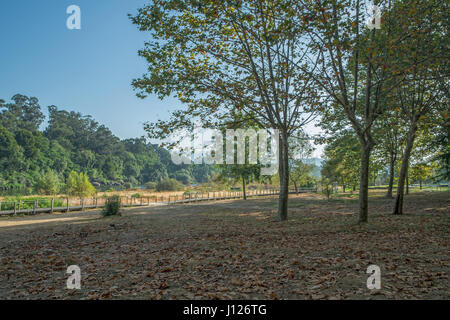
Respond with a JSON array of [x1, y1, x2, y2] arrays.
[[0, 0, 323, 156], [0, 0, 182, 139]]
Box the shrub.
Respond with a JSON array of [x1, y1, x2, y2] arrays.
[[66, 171, 96, 199], [34, 170, 61, 195], [144, 181, 157, 190], [131, 193, 142, 198], [103, 195, 121, 217], [156, 178, 184, 192], [321, 178, 333, 200], [123, 182, 133, 190]]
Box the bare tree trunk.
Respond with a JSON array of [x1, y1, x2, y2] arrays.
[[293, 180, 298, 194], [406, 169, 409, 195], [343, 184, 346, 193], [386, 156, 395, 198], [358, 143, 371, 223], [242, 175, 247, 200], [393, 122, 417, 215], [278, 130, 289, 221]]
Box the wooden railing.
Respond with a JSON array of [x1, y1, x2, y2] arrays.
[[0, 188, 317, 216]]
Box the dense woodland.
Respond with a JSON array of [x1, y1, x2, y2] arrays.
[[0, 94, 214, 195]]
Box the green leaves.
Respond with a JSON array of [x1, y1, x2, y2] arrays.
[[66, 171, 96, 200]]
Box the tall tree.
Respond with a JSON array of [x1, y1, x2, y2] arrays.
[[291, 0, 406, 222], [390, 0, 448, 214], [130, 0, 319, 221]]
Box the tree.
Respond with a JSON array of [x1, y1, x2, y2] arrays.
[[409, 163, 432, 189], [0, 94, 44, 133], [34, 170, 61, 195], [66, 171, 96, 200], [299, 0, 415, 222], [372, 108, 407, 198], [321, 131, 361, 193], [0, 125, 24, 171], [290, 160, 316, 192], [390, 0, 448, 215], [156, 178, 184, 192], [130, 0, 319, 221]]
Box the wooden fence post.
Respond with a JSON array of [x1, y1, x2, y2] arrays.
[[14, 201, 17, 215], [51, 198, 54, 213], [33, 199, 37, 214], [67, 197, 69, 212]]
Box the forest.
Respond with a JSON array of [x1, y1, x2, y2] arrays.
[[0, 94, 214, 195]]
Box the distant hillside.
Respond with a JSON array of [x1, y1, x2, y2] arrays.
[[0, 94, 214, 195]]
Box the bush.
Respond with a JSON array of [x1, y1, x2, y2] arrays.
[[321, 178, 333, 200], [156, 178, 184, 192], [103, 195, 121, 216], [34, 170, 61, 195], [123, 182, 133, 190], [131, 193, 142, 198], [66, 171, 96, 199], [144, 181, 157, 190]]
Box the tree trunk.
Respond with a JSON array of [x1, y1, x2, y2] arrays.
[[293, 180, 298, 194], [343, 185, 346, 193], [386, 156, 395, 198], [420, 179, 422, 190], [278, 130, 289, 221], [242, 175, 247, 200], [393, 122, 417, 215], [358, 143, 371, 223], [406, 169, 409, 195]]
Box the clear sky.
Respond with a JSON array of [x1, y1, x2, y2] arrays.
[[0, 0, 323, 157]]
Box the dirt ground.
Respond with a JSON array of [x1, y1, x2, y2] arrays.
[[0, 191, 448, 300]]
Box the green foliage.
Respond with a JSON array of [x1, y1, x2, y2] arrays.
[[34, 170, 61, 195], [0, 95, 216, 195], [66, 171, 96, 199], [131, 193, 142, 198], [102, 195, 121, 217], [156, 178, 184, 192], [321, 132, 361, 190], [0, 197, 65, 211], [144, 181, 157, 190], [320, 177, 333, 201], [290, 160, 316, 190]]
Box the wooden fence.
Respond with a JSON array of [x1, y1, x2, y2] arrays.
[[0, 188, 317, 216]]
